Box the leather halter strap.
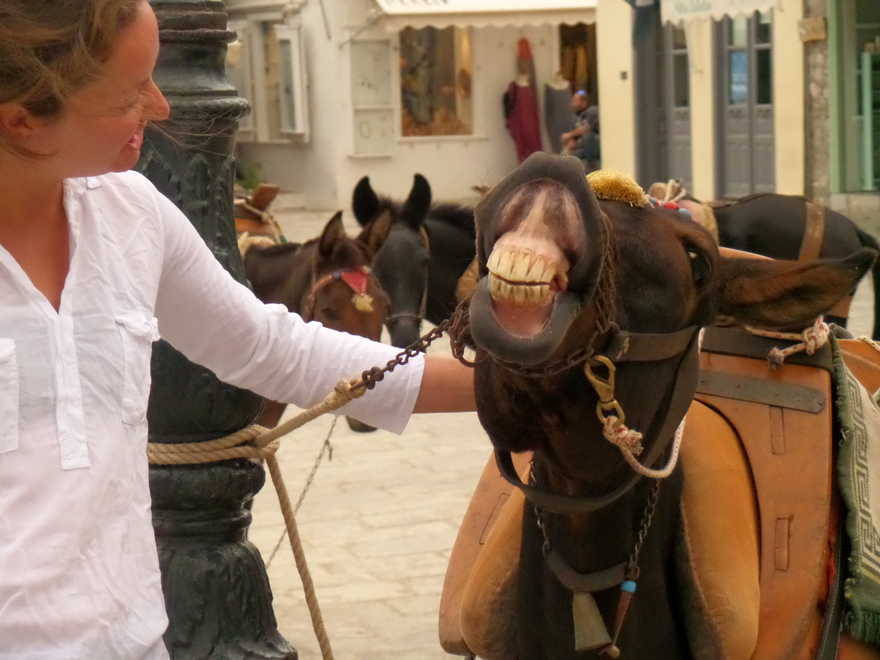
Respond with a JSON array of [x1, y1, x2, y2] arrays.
[[495, 325, 701, 515], [303, 265, 381, 321]]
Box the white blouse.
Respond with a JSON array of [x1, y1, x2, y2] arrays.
[[0, 171, 424, 659]]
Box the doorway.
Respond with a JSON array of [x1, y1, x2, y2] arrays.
[[715, 11, 775, 198]]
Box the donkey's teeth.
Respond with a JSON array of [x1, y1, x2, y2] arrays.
[[525, 254, 541, 279], [511, 254, 530, 281], [499, 251, 513, 276], [488, 273, 555, 307], [487, 251, 499, 272]]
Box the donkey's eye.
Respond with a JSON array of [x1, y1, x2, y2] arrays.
[[320, 307, 340, 321], [686, 248, 711, 286]]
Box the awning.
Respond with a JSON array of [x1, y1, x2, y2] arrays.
[[661, 0, 779, 23], [374, 0, 596, 31]]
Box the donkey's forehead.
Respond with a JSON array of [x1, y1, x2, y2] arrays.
[[379, 222, 428, 253]]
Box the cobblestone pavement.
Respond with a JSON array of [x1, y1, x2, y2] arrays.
[[249, 201, 878, 660], [250, 204, 489, 660]]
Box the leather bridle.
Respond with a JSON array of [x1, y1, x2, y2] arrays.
[[495, 323, 702, 514], [302, 265, 388, 323]]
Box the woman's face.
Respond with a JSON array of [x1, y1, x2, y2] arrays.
[[27, 0, 170, 178]]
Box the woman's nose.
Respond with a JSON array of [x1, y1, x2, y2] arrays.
[[144, 79, 170, 121]]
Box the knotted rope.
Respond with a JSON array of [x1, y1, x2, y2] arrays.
[[658, 179, 687, 204], [601, 415, 686, 480], [745, 316, 830, 369], [148, 377, 368, 660]]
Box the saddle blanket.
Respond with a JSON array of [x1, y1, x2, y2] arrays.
[[834, 337, 880, 645]]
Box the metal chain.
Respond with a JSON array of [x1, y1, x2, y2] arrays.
[[625, 480, 662, 581], [529, 457, 662, 581], [355, 319, 452, 392], [528, 459, 553, 558]]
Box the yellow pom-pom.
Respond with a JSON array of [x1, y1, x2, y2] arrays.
[[352, 293, 374, 313], [586, 170, 650, 207]]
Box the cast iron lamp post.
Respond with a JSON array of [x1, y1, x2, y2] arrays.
[[138, 2, 297, 658]]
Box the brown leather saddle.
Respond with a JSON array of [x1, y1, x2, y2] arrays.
[[234, 183, 284, 241], [439, 327, 880, 659]]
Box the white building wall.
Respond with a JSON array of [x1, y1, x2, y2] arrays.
[[230, 0, 594, 209], [233, 0, 345, 209], [596, 0, 636, 177], [334, 20, 560, 205]]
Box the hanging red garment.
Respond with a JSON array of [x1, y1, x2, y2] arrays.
[[503, 38, 543, 163], [504, 82, 543, 163]]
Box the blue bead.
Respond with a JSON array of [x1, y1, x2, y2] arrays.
[[621, 580, 637, 593]]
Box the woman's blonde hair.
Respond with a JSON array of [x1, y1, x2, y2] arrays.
[[0, 0, 141, 149]]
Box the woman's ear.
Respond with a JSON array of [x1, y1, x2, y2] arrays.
[[0, 103, 42, 140]]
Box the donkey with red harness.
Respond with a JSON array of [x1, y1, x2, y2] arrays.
[[241, 212, 389, 432]]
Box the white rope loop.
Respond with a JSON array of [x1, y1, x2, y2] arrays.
[[602, 415, 686, 479], [745, 316, 830, 368]]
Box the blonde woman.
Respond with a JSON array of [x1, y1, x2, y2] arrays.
[[0, 1, 474, 657]]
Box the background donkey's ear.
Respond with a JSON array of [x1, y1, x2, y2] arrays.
[[356, 210, 392, 255], [352, 176, 380, 227], [717, 248, 876, 328], [318, 211, 346, 257], [401, 173, 432, 230]]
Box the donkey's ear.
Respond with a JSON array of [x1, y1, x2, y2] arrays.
[[356, 209, 392, 254], [401, 173, 432, 230], [716, 248, 876, 328], [352, 176, 380, 227], [319, 211, 346, 257]]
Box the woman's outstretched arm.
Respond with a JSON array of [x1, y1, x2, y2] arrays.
[[414, 355, 476, 413]]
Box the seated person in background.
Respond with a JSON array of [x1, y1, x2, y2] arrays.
[[561, 89, 600, 173]]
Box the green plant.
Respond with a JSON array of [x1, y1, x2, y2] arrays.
[[235, 159, 262, 194]]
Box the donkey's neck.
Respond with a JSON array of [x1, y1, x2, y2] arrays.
[[536, 454, 650, 572], [522, 458, 688, 659]]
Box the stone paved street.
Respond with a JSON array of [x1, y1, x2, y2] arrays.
[[249, 200, 878, 660], [249, 203, 489, 660]]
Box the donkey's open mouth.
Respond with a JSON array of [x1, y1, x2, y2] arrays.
[[468, 153, 607, 366], [486, 222, 574, 338]]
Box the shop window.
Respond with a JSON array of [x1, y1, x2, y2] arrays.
[[559, 23, 598, 105], [756, 49, 772, 105], [670, 26, 689, 109], [723, 12, 771, 107], [226, 21, 255, 132], [226, 20, 310, 143], [351, 39, 395, 155], [399, 27, 473, 137], [754, 12, 773, 106], [755, 11, 772, 44], [857, 0, 880, 24], [673, 53, 689, 108], [728, 51, 748, 105], [729, 16, 748, 48], [272, 25, 309, 138]]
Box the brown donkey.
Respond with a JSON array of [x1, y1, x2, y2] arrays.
[[446, 153, 880, 659], [241, 212, 389, 432]]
